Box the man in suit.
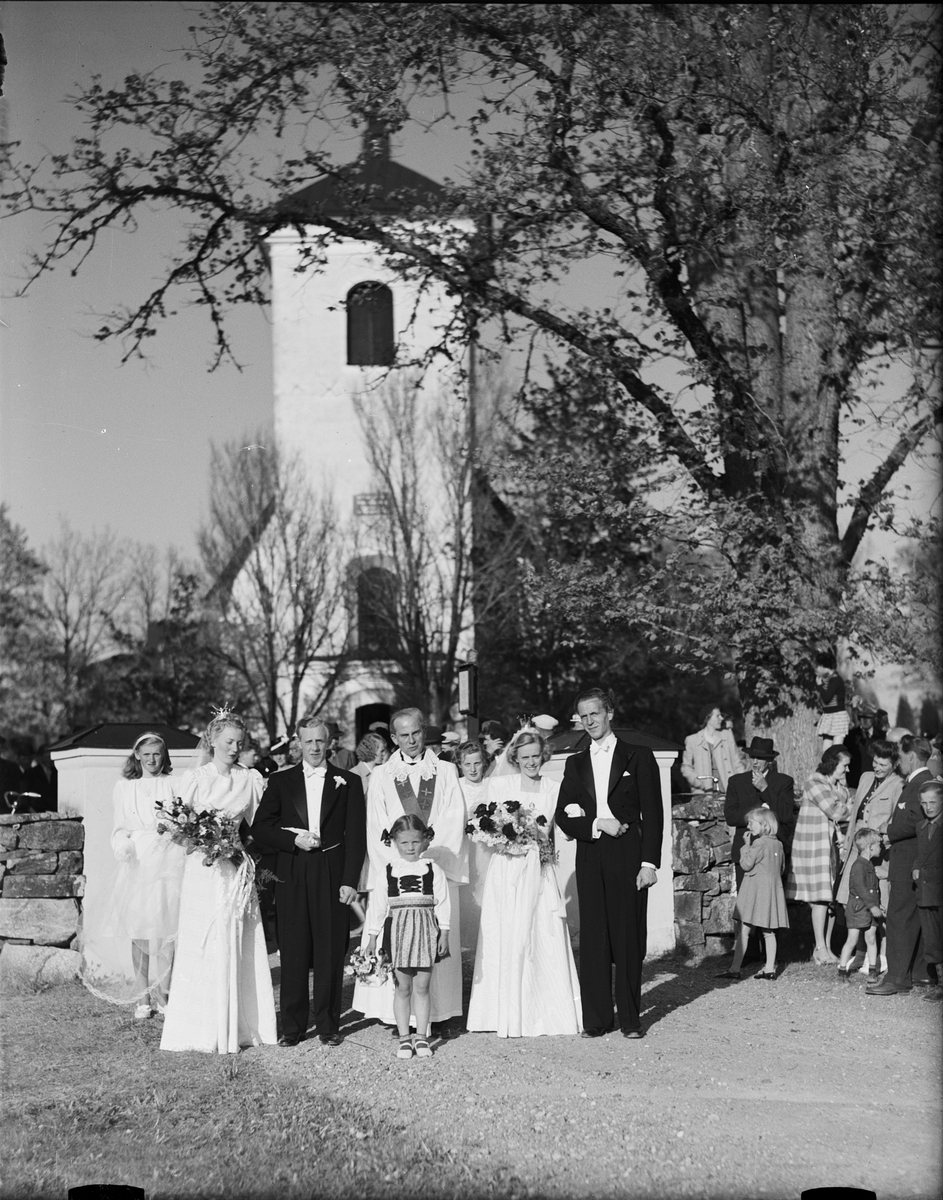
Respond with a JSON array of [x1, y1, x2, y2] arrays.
[[251, 717, 366, 1045], [724, 737, 796, 888], [867, 734, 933, 996], [555, 687, 663, 1039]]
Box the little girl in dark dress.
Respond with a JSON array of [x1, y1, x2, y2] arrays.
[[365, 814, 450, 1059]]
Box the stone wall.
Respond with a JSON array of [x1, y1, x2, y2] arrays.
[[0, 812, 85, 994], [672, 793, 737, 957]]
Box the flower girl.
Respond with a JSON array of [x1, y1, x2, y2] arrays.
[[718, 807, 789, 981], [364, 815, 450, 1060]]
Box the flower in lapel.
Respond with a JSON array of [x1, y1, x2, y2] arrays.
[[333, 776, 346, 788]]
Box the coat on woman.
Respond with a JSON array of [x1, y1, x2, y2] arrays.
[[835, 769, 902, 904]]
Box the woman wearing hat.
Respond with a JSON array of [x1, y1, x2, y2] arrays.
[[785, 744, 853, 964], [724, 737, 797, 889]]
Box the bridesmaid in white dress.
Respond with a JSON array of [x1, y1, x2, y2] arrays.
[[161, 712, 278, 1054], [84, 733, 185, 1014], [467, 729, 582, 1037]]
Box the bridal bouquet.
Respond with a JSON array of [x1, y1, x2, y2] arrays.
[[465, 800, 557, 866], [155, 796, 246, 868], [345, 948, 391, 987]]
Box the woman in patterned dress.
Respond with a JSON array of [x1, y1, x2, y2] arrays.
[[785, 744, 852, 964]]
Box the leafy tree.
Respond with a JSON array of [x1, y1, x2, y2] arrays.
[[5, 4, 940, 776], [0, 505, 57, 740]]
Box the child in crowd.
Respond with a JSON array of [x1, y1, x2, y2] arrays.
[[814, 652, 849, 750], [718, 807, 789, 981], [913, 781, 943, 1003], [366, 815, 451, 1059], [838, 827, 884, 982], [457, 741, 489, 804]]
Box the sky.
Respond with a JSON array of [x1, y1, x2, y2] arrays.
[[1, 1, 939, 571]]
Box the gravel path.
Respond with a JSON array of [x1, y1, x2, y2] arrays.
[[250, 953, 941, 1200]]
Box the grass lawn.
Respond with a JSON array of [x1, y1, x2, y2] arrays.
[[2, 983, 484, 1199]]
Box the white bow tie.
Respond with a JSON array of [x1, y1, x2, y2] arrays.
[[591, 740, 613, 756], [304, 765, 327, 778]]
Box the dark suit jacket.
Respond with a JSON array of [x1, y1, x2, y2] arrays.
[[725, 768, 796, 863], [914, 817, 942, 907], [250, 763, 366, 892], [554, 739, 663, 868], [887, 768, 933, 883]]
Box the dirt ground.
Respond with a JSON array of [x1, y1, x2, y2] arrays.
[[258, 939, 942, 1200]]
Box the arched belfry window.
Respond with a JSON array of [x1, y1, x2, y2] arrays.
[[347, 282, 395, 366], [357, 566, 398, 655]]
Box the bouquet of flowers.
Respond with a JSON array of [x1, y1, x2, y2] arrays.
[[465, 799, 558, 866], [155, 796, 247, 868], [345, 948, 391, 987]]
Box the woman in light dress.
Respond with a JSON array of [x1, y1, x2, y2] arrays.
[[160, 712, 278, 1053], [466, 729, 581, 1037], [88, 733, 186, 1014]]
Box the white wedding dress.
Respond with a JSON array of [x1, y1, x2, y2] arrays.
[[466, 776, 581, 1037], [160, 763, 278, 1053]]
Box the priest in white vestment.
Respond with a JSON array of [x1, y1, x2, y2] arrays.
[[353, 707, 468, 1030]]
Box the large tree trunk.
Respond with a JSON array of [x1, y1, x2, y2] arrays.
[[744, 698, 819, 794]]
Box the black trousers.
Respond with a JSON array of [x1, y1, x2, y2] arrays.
[[576, 822, 648, 1033], [885, 873, 923, 986], [275, 847, 349, 1039]]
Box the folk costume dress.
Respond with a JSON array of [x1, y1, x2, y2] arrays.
[[733, 834, 789, 930], [160, 763, 278, 1053], [82, 775, 186, 1006], [785, 773, 850, 904], [354, 749, 468, 1023], [466, 776, 581, 1037], [368, 856, 451, 969]]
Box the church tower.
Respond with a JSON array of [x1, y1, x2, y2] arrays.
[[268, 125, 472, 739]]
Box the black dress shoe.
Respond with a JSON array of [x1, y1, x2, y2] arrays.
[[277, 1034, 302, 1047], [622, 1028, 644, 1039], [580, 1028, 607, 1038], [319, 1033, 343, 1046], [866, 979, 911, 996]]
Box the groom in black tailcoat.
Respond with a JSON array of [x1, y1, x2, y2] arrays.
[[555, 687, 663, 1039], [251, 717, 365, 1046]]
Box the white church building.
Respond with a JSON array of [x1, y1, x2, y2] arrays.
[[266, 125, 474, 742]]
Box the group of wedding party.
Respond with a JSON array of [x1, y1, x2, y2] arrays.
[[88, 688, 664, 1057]]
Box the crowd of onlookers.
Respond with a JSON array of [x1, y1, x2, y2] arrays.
[[678, 676, 942, 1000]]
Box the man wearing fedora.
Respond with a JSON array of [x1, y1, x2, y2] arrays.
[[725, 737, 797, 888]]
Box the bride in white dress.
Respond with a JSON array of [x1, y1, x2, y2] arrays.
[[466, 729, 581, 1037], [160, 712, 278, 1054]]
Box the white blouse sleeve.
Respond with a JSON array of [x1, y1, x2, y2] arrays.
[[244, 768, 266, 823], [432, 862, 451, 931], [110, 780, 134, 859]]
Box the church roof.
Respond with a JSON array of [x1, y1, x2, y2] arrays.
[[277, 121, 446, 221]]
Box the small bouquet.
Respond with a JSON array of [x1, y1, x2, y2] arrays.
[[155, 796, 247, 868], [345, 948, 391, 987], [465, 799, 558, 866]]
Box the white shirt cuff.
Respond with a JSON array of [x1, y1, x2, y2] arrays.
[[591, 817, 602, 839], [641, 862, 656, 871]]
